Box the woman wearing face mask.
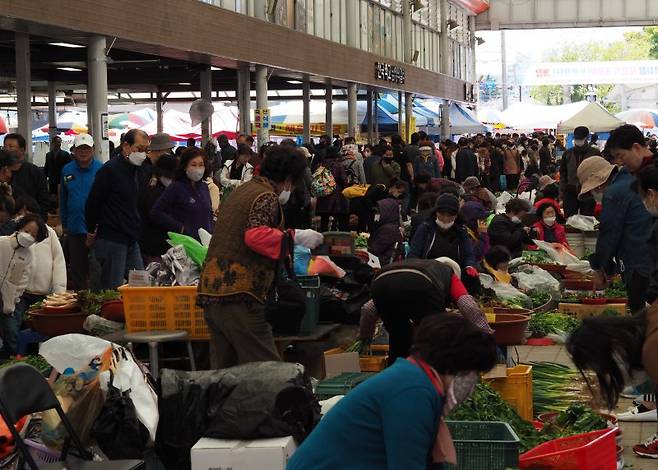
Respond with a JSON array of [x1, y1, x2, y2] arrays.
[[151, 147, 213, 242], [0, 214, 48, 357], [218, 143, 254, 201], [409, 194, 480, 286], [532, 203, 570, 250], [566, 308, 658, 458], [488, 198, 534, 259], [288, 313, 497, 470], [139, 154, 178, 264], [634, 163, 658, 306]]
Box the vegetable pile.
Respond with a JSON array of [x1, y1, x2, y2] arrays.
[[77, 290, 121, 317], [523, 251, 557, 265], [528, 312, 580, 338], [528, 291, 551, 309], [604, 279, 627, 299], [540, 403, 609, 439], [449, 382, 544, 452], [531, 362, 582, 415], [354, 232, 369, 250], [0, 355, 50, 372]]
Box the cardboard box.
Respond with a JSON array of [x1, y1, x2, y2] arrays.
[[323, 348, 360, 378], [191, 436, 297, 470], [557, 302, 627, 319]]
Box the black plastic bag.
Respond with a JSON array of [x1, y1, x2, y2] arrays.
[[157, 362, 320, 469], [91, 371, 149, 460], [265, 276, 306, 335]]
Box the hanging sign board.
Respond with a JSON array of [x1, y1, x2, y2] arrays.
[[375, 62, 406, 85], [254, 108, 271, 130]]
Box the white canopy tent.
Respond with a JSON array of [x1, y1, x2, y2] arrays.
[[500, 101, 624, 132]]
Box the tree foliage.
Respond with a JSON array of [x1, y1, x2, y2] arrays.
[[529, 29, 652, 112]]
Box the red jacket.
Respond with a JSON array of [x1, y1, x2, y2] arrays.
[[532, 221, 570, 248]]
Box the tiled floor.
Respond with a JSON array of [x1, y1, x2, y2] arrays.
[[518, 345, 658, 469]]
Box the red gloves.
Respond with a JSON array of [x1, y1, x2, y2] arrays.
[[466, 266, 479, 278]]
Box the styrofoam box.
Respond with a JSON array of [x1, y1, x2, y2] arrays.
[[191, 436, 297, 470]]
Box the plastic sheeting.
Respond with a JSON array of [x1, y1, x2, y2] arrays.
[[500, 101, 623, 132]]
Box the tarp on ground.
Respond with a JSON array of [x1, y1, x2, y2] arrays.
[[501, 101, 624, 132]]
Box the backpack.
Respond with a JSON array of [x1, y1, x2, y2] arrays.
[[345, 159, 359, 186], [311, 165, 336, 197]]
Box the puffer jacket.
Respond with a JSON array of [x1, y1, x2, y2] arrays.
[[369, 199, 402, 265], [0, 234, 32, 314]]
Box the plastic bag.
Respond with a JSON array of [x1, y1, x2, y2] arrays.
[[566, 215, 599, 232], [41, 373, 106, 449], [512, 265, 560, 296], [480, 273, 532, 304], [308, 256, 346, 278], [83, 314, 124, 336], [198, 228, 212, 248], [40, 335, 159, 442], [533, 240, 582, 266], [496, 191, 513, 214], [167, 232, 208, 266], [162, 245, 200, 286], [294, 245, 312, 276]]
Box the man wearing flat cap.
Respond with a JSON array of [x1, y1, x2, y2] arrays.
[[559, 126, 601, 218]]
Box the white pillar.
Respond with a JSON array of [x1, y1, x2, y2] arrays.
[[156, 91, 164, 133], [405, 92, 413, 141], [345, 0, 359, 48], [200, 65, 212, 145], [15, 32, 31, 160], [501, 30, 509, 110], [347, 82, 358, 138], [255, 65, 269, 146], [367, 87, 374, 144], [48, 81, 57, 143], [87, 36, 109, 162], [325, 78, 333, 137], [402, 0, 412, 63], [302, 74, 311, 143], [469, 16, 476, 84], [237, 62, 251, 136], [439, 0, 450, 76], [441, 100, 450, 140]]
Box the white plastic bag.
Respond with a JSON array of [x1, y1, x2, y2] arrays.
[[40, 334, 159, 441], [566, 215, 599, 232], [198, 228, 212, 248], [512, 265, 560, 295], [533, 240, 582, 266], [480, 273, 531, 304], [496, 191, 514, 214]]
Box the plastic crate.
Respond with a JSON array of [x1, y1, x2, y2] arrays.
[[315, 372, 374, 400], [297, 275, 320, 334], [520, 428, 617, 470], [322, 232, 355, 255], [359, 355, 388, 372], [483, 364, 533, 420], [444, 421, 520, 470], [118, 285, 209, 339], [24, 439, 61, 465]]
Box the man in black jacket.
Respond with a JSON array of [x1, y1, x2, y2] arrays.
[[455, 137, 479, 183], [488, 198, 534, 259], [86, 129, 150, 289], [44, 135, 71, 207], [218, 134, 237, 165], [559, 126, 600, 217], [3, 133, 50, 218]]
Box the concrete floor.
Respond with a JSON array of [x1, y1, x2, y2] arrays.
[[518, 345, 658, 470]]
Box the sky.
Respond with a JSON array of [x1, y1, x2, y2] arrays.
[[475, 26, 642, 78]]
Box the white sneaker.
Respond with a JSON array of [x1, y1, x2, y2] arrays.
[[617, 405, 658, 422]]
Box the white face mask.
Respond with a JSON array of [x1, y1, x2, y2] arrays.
[[278, 190, 291, 205], [510, 215, 522, 224], [128, 151, 147, 166], [186, 167, 205, 182], [16, 231, 35, 248], [436, 219, 454, 230], [160, 177, 173, 187], [543, 216, 556, 226]]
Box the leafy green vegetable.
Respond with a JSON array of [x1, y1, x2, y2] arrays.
[[604, 279, 627, 299], [523, 251, 556, 265], [0, 355, 50, 372], [530, 362, 582, 415], [528, 291, 552, 309], [77, 290, 121, 317], [528, 311, 580, 338], [541, 403, 608, 439], [449, 382, 546, 452]]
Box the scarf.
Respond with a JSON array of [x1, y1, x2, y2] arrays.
[[407, 357, 457, 465]]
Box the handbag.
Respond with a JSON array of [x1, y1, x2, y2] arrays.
[[342, 184, 370, 199], [90, 366, 149, 459], [265, 231, 306, 335]]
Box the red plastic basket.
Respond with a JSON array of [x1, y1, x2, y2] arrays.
[[519, 428, 617, 470]]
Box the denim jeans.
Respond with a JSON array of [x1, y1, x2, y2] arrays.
[[90, 238, 144, 290], [1, 292, 45, 355]]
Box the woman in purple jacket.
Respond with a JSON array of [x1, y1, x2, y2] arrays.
[[151, 147, 214, 242]]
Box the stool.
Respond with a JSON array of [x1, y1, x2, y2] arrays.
[[123, 330, 196, 380]]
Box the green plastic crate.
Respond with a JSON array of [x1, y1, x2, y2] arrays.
[[315, 372, 374, 400], [444, 421, 520, 470], [297, 275, 320, 334]]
